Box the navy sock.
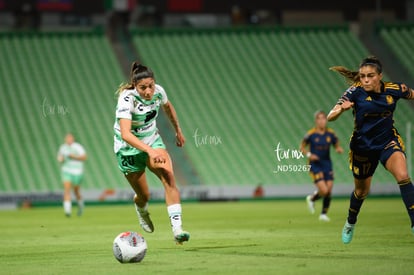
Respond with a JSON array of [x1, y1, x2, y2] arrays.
[[347, 191, 365, 224], [322, 196, 331, 214], [398, 179, 414, 227], [312, 191, 320, 201]]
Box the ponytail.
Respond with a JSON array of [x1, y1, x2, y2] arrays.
[[115, 61, 155, 97], [330, 56, 382, 85], [329, 66, 359, 85]]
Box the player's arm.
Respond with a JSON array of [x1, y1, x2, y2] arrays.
[[401, 83, 414, 100], [327, 96, 354, 121], [333, 140, 344, 154], [57, 150, 64, 163], [162, 101, 185, 147], [69, 152, 87, 161], [300, 139, 319, 161], [119, 118, 165, 163], [408, 87, 414, 99], [299, 140, 309, 157]]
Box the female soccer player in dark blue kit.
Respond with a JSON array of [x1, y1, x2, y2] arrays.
[[327, 56, 414, 244], [301, 111, 343, 222]]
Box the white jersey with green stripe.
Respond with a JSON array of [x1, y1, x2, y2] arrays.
[[58, 142, 86, 175], [113, 84, 168, 154]]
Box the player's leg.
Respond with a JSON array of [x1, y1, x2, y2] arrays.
[[72, 174, 84, 216], [342, 176, 372, 244], [306, 171, 324, 214], [385, 151, 414, 233], [126, 170, 154, 233], [73, 184, 84, 216], [147, 148, 189, 244], [342, 150, 378, 244], [319, 178, 333, 221], [63, 179, 72, 217]]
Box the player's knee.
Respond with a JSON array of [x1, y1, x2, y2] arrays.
[[134, 192, 150, 203], [160, 167, 174, 182]]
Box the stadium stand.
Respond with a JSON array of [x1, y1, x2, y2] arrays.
[[1, 26, 414, 196], [0, 29, 131, 193], [131, 26, 414, 187], [378, 24, 414, 78]]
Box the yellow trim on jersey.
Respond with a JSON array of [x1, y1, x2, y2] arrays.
[[384, 82, 400, 90], [305, 127, 336, 136], [393, 128, 405, 152]]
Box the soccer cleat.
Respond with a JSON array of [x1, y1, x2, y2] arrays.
[[306, 195, 315, 214], [319, 214, 330, 222], [342, 220, 355, 244], [174, 229, 190, 245], [135, 204, 154, 233]]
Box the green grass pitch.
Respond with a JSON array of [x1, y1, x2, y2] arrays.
[[1, 197, 414, 274]]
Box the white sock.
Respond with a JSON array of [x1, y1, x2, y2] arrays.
[[167, 204, 183, 233], [63, 200, 71, 215]]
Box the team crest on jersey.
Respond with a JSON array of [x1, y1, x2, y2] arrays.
[[365, 96, 372, 101], [326, 136, 331, 143], [386, 95, 394, 105]]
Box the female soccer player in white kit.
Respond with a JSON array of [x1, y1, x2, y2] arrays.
[[57, 133, 87, 217], [113, 62, 189, 244]]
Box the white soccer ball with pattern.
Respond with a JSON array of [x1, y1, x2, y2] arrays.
[[113, 231, 147, 263]]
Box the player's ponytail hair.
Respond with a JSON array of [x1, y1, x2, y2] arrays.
[[329, 56, 382, 85], [329, 66, 359, 85], [115, 62, 155, 96]]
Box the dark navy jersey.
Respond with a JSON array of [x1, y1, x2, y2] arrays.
[[342, 81, 411, 151], [303, 128, 338, 165]]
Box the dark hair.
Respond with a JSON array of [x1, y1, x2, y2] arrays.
[[130, 62, 154, 84], [359, 56, 382, 73], [330, 55, 382, 84], [116, 62, 155, 96]]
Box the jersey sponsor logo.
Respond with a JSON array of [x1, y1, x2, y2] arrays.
[[136, 100, 161, 112], [118, 107, 130, 113], [132, 121, 154, 133]]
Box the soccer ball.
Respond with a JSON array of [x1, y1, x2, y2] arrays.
[[113, 231, 147, 263]]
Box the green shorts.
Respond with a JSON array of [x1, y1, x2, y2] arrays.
[[61, 172, 84, 185], [116, 135, 166, 174]]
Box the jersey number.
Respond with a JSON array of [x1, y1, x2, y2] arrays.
[[121, 156, 135, 166]]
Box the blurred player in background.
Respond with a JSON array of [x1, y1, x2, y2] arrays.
[[328, 56, 414, 243], [57, 133, 87, 217], [113, 62, 190, 244], [300, 110, 344, 221]]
